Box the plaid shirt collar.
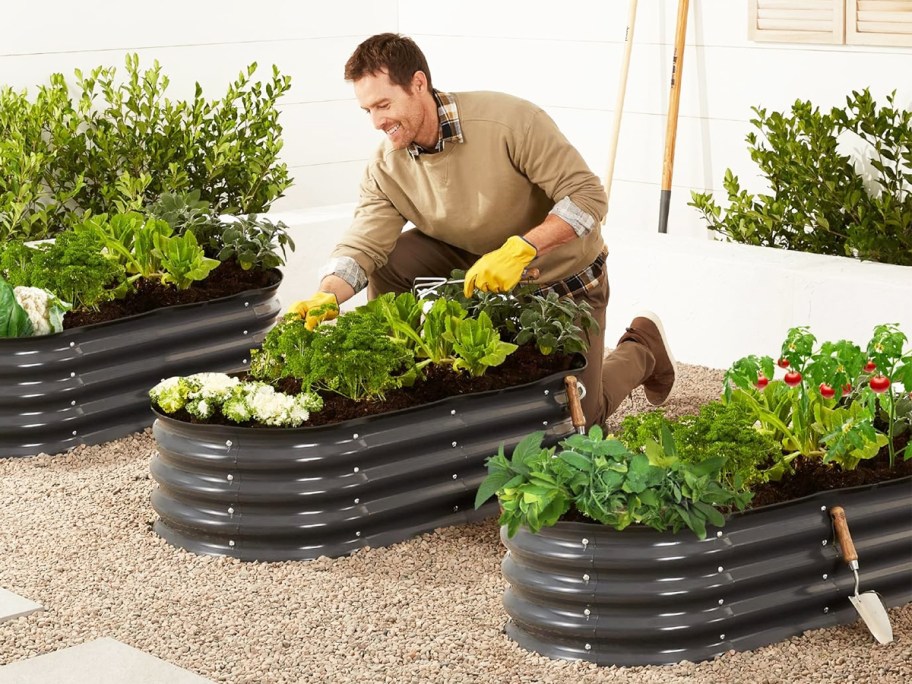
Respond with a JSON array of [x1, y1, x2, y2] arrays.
[[407, 90, 464, 159]]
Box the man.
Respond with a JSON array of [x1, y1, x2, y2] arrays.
[[290, 33, 675, 427]]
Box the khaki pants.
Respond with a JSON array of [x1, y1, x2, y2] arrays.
[[368, 230, 654, 427]]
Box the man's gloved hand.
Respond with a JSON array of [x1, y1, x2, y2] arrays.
[[463, 235, 537, 297], [288, 291, 339, 331]]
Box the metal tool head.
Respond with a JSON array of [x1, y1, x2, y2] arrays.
[[412, 276, 465, 300], [849, 590, 894, 644]]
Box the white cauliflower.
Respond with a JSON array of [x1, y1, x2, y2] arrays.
[[13, 286, 69, 336]]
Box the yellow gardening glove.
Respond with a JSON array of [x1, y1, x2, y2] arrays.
[[288, 291, 339, 331], [463, 236, 537, 297]]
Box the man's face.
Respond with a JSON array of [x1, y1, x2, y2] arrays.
[[354, 70, 428, 151]]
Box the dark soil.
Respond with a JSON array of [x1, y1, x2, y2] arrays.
[[62, 260, 280, 328]]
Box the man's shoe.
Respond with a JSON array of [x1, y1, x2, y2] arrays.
[[617, 311, 677, 406]]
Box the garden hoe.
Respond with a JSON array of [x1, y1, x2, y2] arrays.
[[829, 505, 894, 644]]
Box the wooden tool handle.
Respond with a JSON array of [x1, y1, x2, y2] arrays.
[[564, 375, 586, 432], [830, 506, 858, 564], [520, 267, 540, 281]]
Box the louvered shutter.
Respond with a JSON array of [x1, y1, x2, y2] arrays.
[[847, 0, 912, 45], [748, 0, 846, 44]]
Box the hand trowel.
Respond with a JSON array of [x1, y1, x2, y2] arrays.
[[829, 505, 894, 644]]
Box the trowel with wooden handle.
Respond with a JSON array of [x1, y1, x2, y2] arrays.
[[829, 505, 894, 644]]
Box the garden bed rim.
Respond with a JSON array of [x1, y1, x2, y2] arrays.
[[0, 267, 282, 341]]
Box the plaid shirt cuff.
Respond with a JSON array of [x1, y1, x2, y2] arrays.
[[549, 196, 597, 237], [318, 257, 368, 293]]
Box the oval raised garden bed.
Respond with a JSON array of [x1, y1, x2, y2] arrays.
[[149, 362, 584, 562], [0, 275, 281, 458], [500, 474, 911, 666]]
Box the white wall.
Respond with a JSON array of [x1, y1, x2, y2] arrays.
[[4, 2, 910, 367]]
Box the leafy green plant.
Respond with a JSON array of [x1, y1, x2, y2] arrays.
[[1, 55, 292, 241], [0, 231, 124, 311], [0, 277, 34, 337], [152, 230, 220, 290], [475, 427, 752, 540], [213, 215, 295, 270], [450, 311, 518, 377], [690, 89, 911, 266]]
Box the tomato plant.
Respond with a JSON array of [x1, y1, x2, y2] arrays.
[[864, 360, 877, 373], [777, 358, 790, 369], [819, 383, 836, 399], [754, 376, 769, 389]]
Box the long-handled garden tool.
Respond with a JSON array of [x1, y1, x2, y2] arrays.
[[413, 268, 540, 300], [658, 0, 690, 234], [829, 505, 894, 644], [603, 0, 639, 203]]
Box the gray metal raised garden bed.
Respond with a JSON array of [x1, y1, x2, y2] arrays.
[[501, 474, 911, 666], [0, 276, 281, 458], [150, 363, 584, 562]]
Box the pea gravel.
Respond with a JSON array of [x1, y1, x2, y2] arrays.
[[1, 362, 909, 684]]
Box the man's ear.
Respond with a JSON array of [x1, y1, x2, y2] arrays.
[[412, 71, 428, 93]]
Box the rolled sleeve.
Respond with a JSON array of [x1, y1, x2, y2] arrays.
[[318, 256, 368, 293], [549, 196, 597, 237]]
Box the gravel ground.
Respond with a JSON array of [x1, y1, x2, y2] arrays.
[[1, 362, 909, 684]]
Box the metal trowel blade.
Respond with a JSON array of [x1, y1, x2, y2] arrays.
[[849, 591, 894, 644]]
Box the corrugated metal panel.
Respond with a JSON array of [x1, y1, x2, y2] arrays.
[[502, 476, 912, 666], [150, 363, 583, 561], [0, 277, 281, 457]]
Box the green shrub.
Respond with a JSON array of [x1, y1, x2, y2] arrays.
[[0, 54, 292, 242], [690, 89, 911, 266]]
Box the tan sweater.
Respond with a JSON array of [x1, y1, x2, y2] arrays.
[[331, 91, 608, 285]]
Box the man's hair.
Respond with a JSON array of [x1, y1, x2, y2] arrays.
[[344, 33, 433, 91]]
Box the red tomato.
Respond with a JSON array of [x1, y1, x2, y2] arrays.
[[777, 358, 790, 369], [842, 383, 853, 394], [819, 383, 835, 399], [864, 360, 877, 373], [869, 375, 891, 393], [784, 371, 803, 387], [754, 376, 769, 389]]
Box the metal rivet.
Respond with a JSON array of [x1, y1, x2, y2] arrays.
[[72, 430, 77, 436], [242, 358, 248, 364], [354, 498, 360, 504], [353, 467, 359, 473], [718, 566, 724, 573], [355, 531, 361, 537], [229, 540, 235, 547], [822, 540, 828, 546], [228, 507, 234, 515], [453, 505, 459, 512], [69, 341, 75, 348], [822, 574, 828, 580], [720, 634, 726, 640], [820, 505, 827, 511], [227, 474, 234, 481], [71, 400, 76, 406], [450, 409, 456, 415], [824, 607, 829, 614], [582, 538, 589, 546], [718, 599, 724, 605], [243, 330, 248, 335], [353, 433, 359, 439], [584, 608, 591, 616], [716, 531, 723, 538], [584, 643, 591, 651], [452, 474, 458, 480], [244, 302, 249, 307], [583, 574, 590, 582], [452, 441, 458, 447], [70, 371, 76, 378], [542, 420, 548, 426], [544, 389, 550, 395], [226, 440, 232, 447]]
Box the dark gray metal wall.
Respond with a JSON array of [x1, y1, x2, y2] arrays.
[[150, 365, 582, 561], [0, 278, 281, 457], [501, 476, 912, 666]]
